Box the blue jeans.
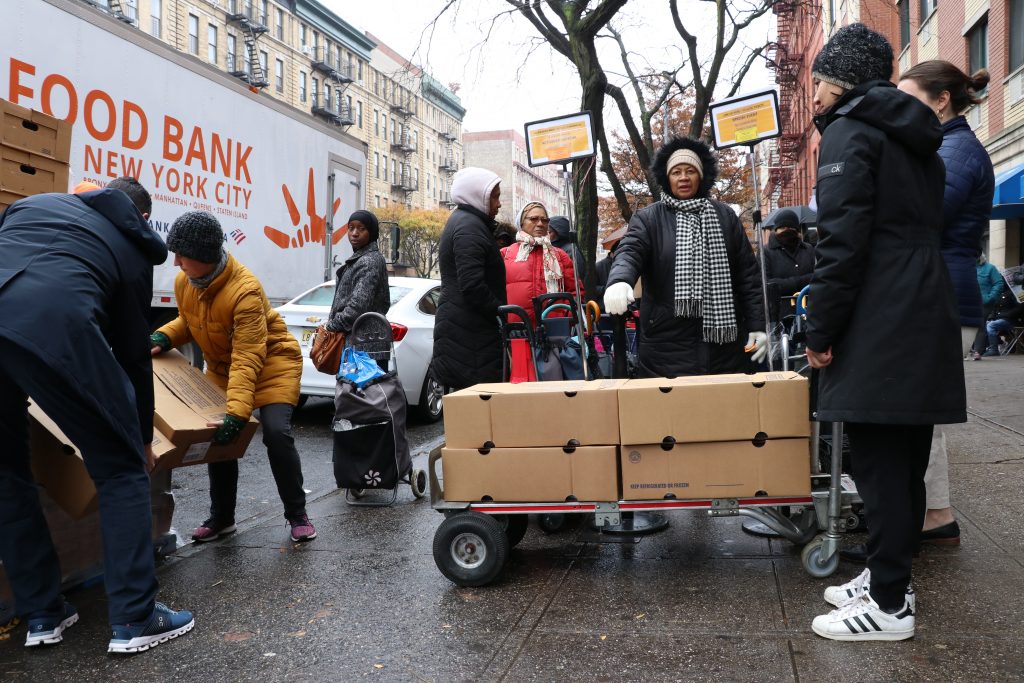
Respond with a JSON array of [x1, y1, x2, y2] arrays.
[[987, 318, 1016, 351], [0, 338, 157, 624]]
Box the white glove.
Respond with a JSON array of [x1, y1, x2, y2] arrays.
[[746, 331, 769, 363], [603, 282, 635, 316]]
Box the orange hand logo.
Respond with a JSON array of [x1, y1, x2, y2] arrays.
[[264, 168, 346, 249]]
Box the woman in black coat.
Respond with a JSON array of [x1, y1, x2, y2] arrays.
[[604, 136, 767, 377], [803, 24, 966, 642], [432, 167, 506, 391]]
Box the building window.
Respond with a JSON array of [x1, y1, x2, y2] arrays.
[[358, 60, 363, 82], [382, 114, 388, 140], [207, 25, 217, 64], [897, 0, 910, 50], [300, 24, 307, 48], [375, 152, 380, 178], [1013, 0, 1024, 72], [260, 0, 268, 24], [259, 50, 268, 77], [374, 109, 379, 135], [227, 34, 236, 71], [346, 95, 353, 118], [313, 31, 319, 51], [275, 8, 284, 41], [383, 154, 388, 179], [149, 0, 161, 38], [375, 195, 380, 207], [299, 71, 307, 103], [312, 77, 319, 104], [275, 59, 284, 93], [920, 0, 937, 22], [374, 71, 379, 95], [383, 197, 388, 208], [188, 14, 199, 55], [968, 16, 988, 76], [357, 100, 363, 128]]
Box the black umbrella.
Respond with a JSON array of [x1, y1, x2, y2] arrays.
[[763, 205, 817, 229]]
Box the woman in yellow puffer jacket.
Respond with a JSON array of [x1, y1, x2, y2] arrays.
[[150, 211, 316, 544]]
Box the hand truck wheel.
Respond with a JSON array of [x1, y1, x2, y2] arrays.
[[801, 536, 840, 578], [432, 512, 509, 587]]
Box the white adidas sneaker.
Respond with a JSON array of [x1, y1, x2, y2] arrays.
[[823, 569, 916, 610], [812, 593, 915, 641]]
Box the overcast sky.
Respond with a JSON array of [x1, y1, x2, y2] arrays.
[[327, 0, 776, 135]]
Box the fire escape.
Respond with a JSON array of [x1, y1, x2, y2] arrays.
[[226, 1, 269, 89], [437, 128, 458, 207], [389, 89, 418, 207], [310, 46, 355, 127], [765, 1, 805, 209], [80, 0, 137, 25]]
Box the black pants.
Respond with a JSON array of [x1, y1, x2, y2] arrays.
[[208, 403, 306, 523], [846, 422, 933, 610], [0, 339, 157, 624]]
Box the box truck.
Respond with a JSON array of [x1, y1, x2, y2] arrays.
[[1, 0, 365, 334]]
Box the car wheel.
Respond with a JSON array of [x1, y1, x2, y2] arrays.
[[414, 370, 444, 423]]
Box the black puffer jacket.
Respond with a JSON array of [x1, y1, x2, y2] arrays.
[[607, 137, 764, 377], [327, 242, 390, 351], [807, 81, 966, 425], [432, 204, 507, 390], [762, 233, 815, 319]]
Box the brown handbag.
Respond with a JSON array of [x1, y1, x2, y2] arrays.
[[309, 324, 346, 375]]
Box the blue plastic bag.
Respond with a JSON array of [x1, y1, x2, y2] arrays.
[[338, 347, 386, 388]]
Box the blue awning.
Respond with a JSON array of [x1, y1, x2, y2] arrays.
[[992, 163, 1024, 219]]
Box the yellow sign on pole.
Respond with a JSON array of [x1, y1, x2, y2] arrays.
[[524, 112, 596, 167], [708, 90, 781, 150]]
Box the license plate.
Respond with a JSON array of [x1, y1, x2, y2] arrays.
[[301, 329, 314, 345]]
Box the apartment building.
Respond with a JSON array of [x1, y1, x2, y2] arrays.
[[81, 0, 465, 212], [768, 0, 1024, 269], [463, 130, 570, 226]]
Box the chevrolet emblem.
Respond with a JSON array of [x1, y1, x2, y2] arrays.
[[306, 316, 322, 323]]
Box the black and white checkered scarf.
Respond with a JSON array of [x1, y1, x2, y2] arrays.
[[661, 195, 737, 343]]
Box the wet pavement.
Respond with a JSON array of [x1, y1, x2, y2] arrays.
[[1, 358, 1022, 682]]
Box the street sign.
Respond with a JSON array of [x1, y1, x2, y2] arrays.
[[524, 111, 596, 167], [708, 89, 781, 150]]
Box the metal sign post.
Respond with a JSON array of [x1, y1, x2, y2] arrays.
[[324, 171, 335, 284]]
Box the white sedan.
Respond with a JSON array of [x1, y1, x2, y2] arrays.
[[275, 276, 445, 422]]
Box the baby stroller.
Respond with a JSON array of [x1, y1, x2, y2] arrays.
[[332, 311, 426, 506]]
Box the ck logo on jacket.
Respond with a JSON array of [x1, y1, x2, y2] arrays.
[[818, 162, 845, 180]]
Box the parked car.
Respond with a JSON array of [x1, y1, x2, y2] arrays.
[[275, 276, 445, 422]]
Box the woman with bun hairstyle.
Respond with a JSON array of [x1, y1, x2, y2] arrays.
[[897, 61, 994, 548]]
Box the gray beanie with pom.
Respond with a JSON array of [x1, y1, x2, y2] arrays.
[[812, 23, 893, 91], [166, 211, 224, 264]]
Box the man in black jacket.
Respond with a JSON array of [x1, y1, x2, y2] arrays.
[[762, 209, 815, 322], [0, 179, 194, 653]]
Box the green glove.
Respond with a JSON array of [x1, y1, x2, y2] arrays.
[[213, 415, 246, 446], [150, 331, 172, 352]]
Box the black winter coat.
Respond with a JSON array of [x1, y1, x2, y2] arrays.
[[327, 242, 391, 353], [807, 81, 966, 425], [762, 233, 815, 320], [0, 190, 168, 444], [432, 204, 507, 390], [937, 116, 995, 328], [607, 200, 764, 377]]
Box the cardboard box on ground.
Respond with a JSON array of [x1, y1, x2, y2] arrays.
[[440, 373, 812, 503], [0, 98, 71, 211]]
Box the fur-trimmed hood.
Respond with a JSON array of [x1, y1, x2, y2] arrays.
[[652, 136, 719, 199]]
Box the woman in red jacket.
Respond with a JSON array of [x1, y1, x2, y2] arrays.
[[501, 201, 581, 325]]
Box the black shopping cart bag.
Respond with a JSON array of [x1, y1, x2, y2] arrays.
[[332, 372, 411, 490]]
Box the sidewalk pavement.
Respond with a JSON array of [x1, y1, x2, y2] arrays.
[[1, 357, 1022, 682]]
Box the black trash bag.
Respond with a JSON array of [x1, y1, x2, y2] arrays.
[[332, 372, 411, 490]]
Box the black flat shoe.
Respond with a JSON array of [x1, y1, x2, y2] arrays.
[[920, 520, 960, 546], [839, 543, 868, 564]]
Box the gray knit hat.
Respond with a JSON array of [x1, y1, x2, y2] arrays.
[[166, 210, 224, 264], [812, 23, 893, 90]]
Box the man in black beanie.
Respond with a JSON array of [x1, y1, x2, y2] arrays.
[[151, 211, 317, 545], [804, 23, 965, 641], [761, 208, 815, 323]]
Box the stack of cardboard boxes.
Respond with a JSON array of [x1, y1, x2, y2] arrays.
[[441, 373, 812, 503], [1, 99, 71, 211]]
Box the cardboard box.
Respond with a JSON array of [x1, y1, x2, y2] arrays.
[[0, 145, 70, 209], [28, 402, 175, 519], [152, 349, 258, 467], [443, 379, 627, 448], [441, 445, 620, 502], [620, 438, 811, 500], [1, 99, 72, 161], [617, 372, 810, 445]]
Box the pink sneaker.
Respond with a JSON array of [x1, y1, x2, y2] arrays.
[[191, 519, 237, 543], [288, 515, 317, 542]]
